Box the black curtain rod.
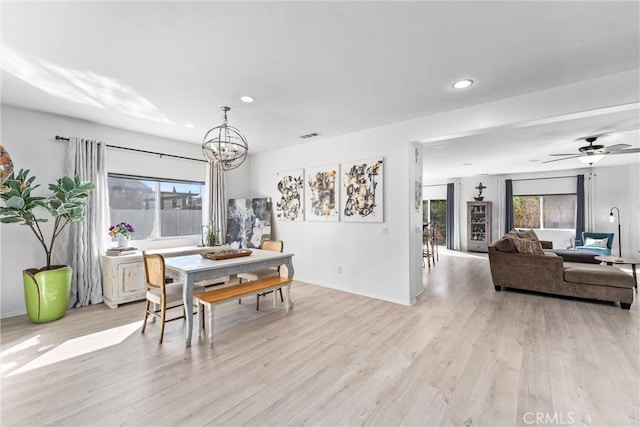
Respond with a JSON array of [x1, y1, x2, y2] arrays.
[[55, 135, 207, 163], [511, 175, 578, 182]]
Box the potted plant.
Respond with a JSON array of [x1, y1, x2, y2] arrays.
[[201, 220, 220, 247], [0, 168, 95, 323], [108, 222, 135, 247]]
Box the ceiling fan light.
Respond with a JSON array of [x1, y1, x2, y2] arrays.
[[578, 154, 604, 164]]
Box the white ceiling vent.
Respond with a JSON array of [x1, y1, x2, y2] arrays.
[[300, 132, 320, 139]]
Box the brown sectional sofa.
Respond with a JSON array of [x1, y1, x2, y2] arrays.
[[488, 232, 634, 309]]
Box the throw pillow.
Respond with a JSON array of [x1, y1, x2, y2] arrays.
[[508, 236, 544, 255], [584, 237, 608, 248], [515, 229, 539, 241], [493, 237, 517, 253]]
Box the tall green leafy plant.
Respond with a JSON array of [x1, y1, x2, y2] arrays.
[[0, 169, 95, 270]]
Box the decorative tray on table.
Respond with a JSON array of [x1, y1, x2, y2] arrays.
[[201, 249, 252, 260]]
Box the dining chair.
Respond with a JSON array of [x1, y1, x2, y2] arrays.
[[141, 252, 206, 344], [422, 229, 435, 269], [237, 240, 284, 310]]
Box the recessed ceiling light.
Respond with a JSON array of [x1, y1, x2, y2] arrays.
[[452, 79, 474, 89], [240, 96, 255, 103], [462, 162, 472, 166], [434, 145, 445, 149], [184, 123, 195, 128]]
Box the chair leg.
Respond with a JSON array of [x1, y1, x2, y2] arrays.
[[159, 303, 167, 344], [201, 303, 205, 330], [141, 300, 150, 334], [197, 302, 203, 338], [256, 293, 261, 311], [238, 278, 243, 304], [278, 288, 284, 302]]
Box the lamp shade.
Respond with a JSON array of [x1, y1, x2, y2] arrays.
[[578, 154, 604, 164]]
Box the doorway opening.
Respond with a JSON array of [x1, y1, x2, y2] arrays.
[[423, 199, 446, 247]]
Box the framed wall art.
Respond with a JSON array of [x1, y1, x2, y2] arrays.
[[226, 197, 272, 248], [276, 169, 304, 221], [341, 158, 384, 223], [305, 164, 339, 222]]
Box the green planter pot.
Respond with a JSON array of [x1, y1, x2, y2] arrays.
[[23, 265, 72, 323]]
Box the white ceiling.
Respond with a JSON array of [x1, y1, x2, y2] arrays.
[[2, 1, 639, 178]]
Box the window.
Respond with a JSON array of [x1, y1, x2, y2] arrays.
[[513, 194, 576, 230], [422, 199, 447, 245], [108, 175, 204, 240]]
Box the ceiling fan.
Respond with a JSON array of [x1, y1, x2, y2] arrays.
[[543, 135, 640, 164]]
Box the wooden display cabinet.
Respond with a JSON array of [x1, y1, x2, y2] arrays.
[[467, 201, 492, 252]]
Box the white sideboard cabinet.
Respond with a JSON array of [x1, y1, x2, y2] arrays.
[[101, 246, 230, 308], [101, 255, 147, 308]]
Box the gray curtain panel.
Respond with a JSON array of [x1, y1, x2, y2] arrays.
[[504, 179, 514, 234], [207, 161, 227, 243], [575, 174, 585, 244], [446, 183, 454, 250], [58, 138, 109, 307]]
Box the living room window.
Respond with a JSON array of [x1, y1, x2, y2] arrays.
[[513, 194, 576, 230], [108, 174, 204, 240]]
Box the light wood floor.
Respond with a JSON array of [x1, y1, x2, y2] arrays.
[[1, 250, 638, 426]]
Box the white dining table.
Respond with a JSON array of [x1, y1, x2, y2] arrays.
[[164, 249, 295, 347]]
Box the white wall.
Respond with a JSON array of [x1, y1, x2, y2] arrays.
[[249, 125, 414, 305], [0, 105, 250, 317], [592, 165, 640, 257]]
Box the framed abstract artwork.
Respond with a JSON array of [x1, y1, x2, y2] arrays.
[[226, 197, 272, 248], [341, 158, 384, 222], [415, 178, 422, 212], [305, 164, 339, 222], [276, 169, 304, 221]]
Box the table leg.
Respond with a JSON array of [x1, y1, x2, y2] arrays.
[[286, 258, 295, 310], [208, 305, 215, 346], [183, 273, 194, 347]]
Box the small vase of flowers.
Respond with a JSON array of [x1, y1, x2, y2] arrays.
[[109, 222, 134, 247]]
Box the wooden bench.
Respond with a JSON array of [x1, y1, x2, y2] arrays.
[[194, 276, 294, 345]]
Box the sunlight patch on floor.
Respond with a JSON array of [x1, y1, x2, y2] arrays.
[[6, 321, 141, 377]]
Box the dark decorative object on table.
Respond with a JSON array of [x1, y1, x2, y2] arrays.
[[474, 182, 486, 201]]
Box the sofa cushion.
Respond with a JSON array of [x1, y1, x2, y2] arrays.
[[563, 263, 635, 289], [550, 249, 599, 264], [509, 236, 544, 255], [493, 237, 516, 252]]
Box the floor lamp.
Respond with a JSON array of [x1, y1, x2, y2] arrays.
[[609, 206, 621, 257]]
